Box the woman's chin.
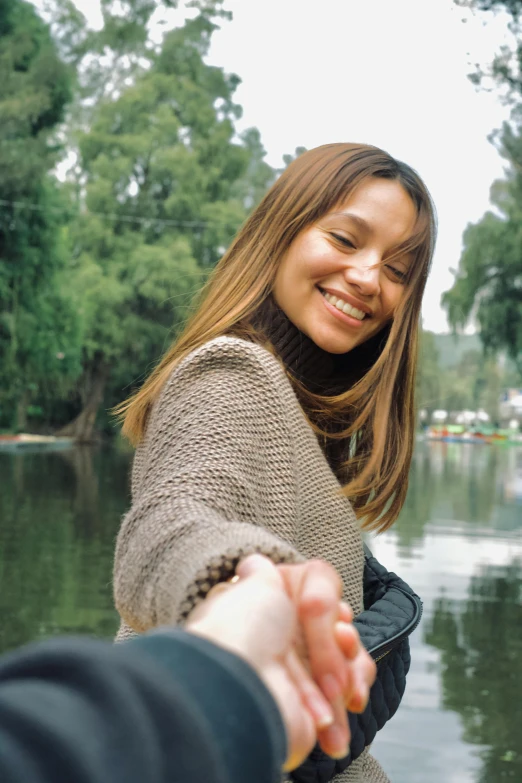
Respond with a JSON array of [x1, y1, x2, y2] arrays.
[[307, 327, 361, 355]]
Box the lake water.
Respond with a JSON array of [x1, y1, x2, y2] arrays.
[[0, 441, 520, 781]]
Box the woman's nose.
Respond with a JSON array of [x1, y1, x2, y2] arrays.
[[343, 256, 381, 296]]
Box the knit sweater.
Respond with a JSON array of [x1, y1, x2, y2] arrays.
[[113, 335, 390, 783]]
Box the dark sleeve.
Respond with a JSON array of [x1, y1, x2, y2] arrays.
[[0, 631, 287, 783]]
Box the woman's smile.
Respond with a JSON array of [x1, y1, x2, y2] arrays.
[[318, 288, 370, 322]]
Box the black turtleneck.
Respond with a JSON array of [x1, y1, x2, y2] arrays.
[[249, 296, 389, 476], [252, 296, 387, 397]]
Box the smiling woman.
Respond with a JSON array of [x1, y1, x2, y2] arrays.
[[112, 143, 436, 783]]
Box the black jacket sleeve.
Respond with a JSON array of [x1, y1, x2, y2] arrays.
[[0, 630, 287, 783]]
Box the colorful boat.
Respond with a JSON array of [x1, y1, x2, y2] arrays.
[[425, 425, 521, 445]]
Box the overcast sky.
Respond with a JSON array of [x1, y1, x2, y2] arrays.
[[69, 0, 514, 332]]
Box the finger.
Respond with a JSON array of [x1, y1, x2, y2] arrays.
[[298, 560, 343, 619], [345, 651, 376, 713], [334, 621, 361, 661], [277, 562, 307, 602], [338, 601, 353, 624], [298, 562, 346, 697], [316, 694, 350, 760], [334, 622, 375, 710], [237, 554, 284, 587], [286, 649, 334, 731]]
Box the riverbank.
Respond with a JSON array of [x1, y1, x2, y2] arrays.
[[0, 434, 74, 452]]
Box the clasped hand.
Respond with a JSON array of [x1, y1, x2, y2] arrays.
[[187, 555, 377, 771]]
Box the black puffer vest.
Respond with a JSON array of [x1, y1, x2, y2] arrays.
[[290, 545, 422, 782]]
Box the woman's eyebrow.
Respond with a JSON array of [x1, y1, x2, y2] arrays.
[[328, 212, 372, 235]]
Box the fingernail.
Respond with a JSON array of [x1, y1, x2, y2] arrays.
[[324, 726, 349, 760], [309, 696, 334, 729], [320, 673, 342, 702], [350, 687, 368, 713], [335, 621, 355, 642]]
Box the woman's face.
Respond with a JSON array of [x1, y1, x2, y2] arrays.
[[273, 177, 417, 354]]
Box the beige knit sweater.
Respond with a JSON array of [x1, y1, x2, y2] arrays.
[[113, 336, 390, 783]]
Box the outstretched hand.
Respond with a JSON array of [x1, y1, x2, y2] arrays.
[[186, 555, 376, 770], [277, 560, 376, 760]]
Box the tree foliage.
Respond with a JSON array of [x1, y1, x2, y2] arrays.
[[0, 0, 81, 430], [445, 0, 522, 369], [0, 0, 280, 437], [455, 0, 522, 97], [44, 1, 276, 439], [443, 127, 522, 368], [417, 334, 508, 421]]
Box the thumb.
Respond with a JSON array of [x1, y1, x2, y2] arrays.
[[236, 554, 284, 588]]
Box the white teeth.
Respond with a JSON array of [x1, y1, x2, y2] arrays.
[[323, 292, 366, 321]]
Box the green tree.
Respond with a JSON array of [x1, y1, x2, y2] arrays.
[[0, 0, 80, 431], [455, 0, 522, 97], [58, 9, 276, 440], [442, 164, 522, 370], [446, 0, 522, 369], [417, 330, 441, 419], [443, 350, 502, 420]]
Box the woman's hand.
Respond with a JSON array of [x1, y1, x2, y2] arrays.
[[187, 554, 333, 769], [277, 560, 376, 759], [187, 555, 376, 768]]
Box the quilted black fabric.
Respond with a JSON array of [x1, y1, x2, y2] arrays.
[[290, 549, 422, 783]]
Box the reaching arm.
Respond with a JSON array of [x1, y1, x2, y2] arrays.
[[0, 631, 286, 783], [114, 338, 305, 632]]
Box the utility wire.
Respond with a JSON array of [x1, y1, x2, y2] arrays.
[[0, 198, 237, 229]]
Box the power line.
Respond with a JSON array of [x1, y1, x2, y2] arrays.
[[0, 198, 237, 229]]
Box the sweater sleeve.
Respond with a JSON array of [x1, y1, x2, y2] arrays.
[[0, 632, 286, 783], [114, 338, 305, 633]]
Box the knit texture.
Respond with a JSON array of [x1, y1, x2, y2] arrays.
[[113, 336, 390, 783]]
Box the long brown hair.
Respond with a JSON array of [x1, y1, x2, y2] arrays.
[[117, 143, 436, 532]]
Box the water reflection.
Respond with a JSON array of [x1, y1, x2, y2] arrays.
[[0, 442, 520, 783], [425, 560, 522, 782], [0, 446, 130, 653], [369, 443, 522, 782], [396, 443, 522, 553]]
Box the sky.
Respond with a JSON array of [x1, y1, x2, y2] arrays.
[[66, 0, 514, 332]]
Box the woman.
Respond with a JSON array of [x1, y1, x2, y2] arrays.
[[113, 143, 436, 782]]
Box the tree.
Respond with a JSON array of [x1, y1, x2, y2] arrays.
[[455, 0, 522, 98], [0, 0, 81, 431], [445, 1, 522, 369], [417, 330, 441, 420], [58, 9, 276, 440], [416, 333, 512, 421], [442, 154, 522, 370]]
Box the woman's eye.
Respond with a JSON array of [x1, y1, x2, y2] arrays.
[[331, 233, 355, 249], [386, 264, 407, 283]]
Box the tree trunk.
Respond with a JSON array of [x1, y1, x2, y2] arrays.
[[56, 360, 109, 443], [15, 388, 30, 432]]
